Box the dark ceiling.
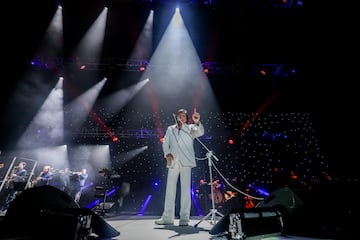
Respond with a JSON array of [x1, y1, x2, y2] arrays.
[[1, 0, 308, 104], [0, 0, 357, 176]]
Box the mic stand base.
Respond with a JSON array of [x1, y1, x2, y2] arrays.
[[194, 151, 224, 228], [194, 208, 223, 227]]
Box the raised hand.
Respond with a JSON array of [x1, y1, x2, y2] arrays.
[[192, 108, 200, 124]]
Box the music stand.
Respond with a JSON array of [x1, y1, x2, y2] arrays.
[[194, 151, 224, 227]]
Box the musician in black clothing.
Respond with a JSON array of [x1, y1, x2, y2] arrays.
[[195, 178, 211, 215], [0, 161, 27, 212], [59, 167, 72, 195], [209, 179, 246, 236], [34, 165, 53, 187], [221, 186, 244, 216], [69, 168, 88, 203]]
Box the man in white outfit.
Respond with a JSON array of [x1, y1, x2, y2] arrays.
[[155, 108, 204, 226]]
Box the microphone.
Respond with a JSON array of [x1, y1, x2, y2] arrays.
[[173, 113, 182, 131], [173, 113, 181, 123], [172, 113, 178, 123]]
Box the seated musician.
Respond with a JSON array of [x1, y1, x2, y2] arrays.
[[244, 187, 255, 209], [210, 177, 225, 210]]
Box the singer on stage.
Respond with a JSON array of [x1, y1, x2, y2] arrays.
[[155, 108, 204, 226]]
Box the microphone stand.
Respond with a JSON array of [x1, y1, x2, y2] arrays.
[[25, 160, 38, 190], [174, 114, 223, 227], [193, 144, 224, 227]]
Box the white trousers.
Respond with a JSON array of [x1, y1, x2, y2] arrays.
[[161, 160, 192, 222]]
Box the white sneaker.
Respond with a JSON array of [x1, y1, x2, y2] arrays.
[[155, 218, 174, 225]]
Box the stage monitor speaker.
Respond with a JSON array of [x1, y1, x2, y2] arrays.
[[5, 185, 79, 220], [210, 207, 283, 239], [4, 185, 120, 239], [256, 187, 303, 217]]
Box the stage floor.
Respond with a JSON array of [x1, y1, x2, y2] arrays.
[[0, 211, 337, 240], [101, 215, 334, 240]]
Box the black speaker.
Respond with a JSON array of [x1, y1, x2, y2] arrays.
[[256, 187, 303, 217], [91, 212, 120, 238], [4, 185, 120, 239], [5, 185, 79, 219], [210, 207, 283, 239]]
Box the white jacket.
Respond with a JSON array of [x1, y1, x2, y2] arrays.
[[162, 122, 204, 168]]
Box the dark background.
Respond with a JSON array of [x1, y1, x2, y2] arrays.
[[0, 0, 355, 177], [0, 0, 358, 238]]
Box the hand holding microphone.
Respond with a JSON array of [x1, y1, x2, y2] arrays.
[[173, 113, 183, 130], [172, 113, 181, 123]]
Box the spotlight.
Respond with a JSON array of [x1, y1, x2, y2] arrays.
[[139, 60, 148, 72], [201, 61, 219, 74], [203, 67, 209, 74], [139, 65, 146, 71]]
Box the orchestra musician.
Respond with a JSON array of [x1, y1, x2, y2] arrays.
[[0, 161, 27, 212], [59, 167, 72, 195], [210, 178, 224, 210], [220, 178, 244, 215], [32, 165, 53, 187], [195, 178, 210, 215], [48, 167, 72, 194], [69, 168, 88, 203], [209, 180, 245, 236], [244, 187, 255, 208]]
